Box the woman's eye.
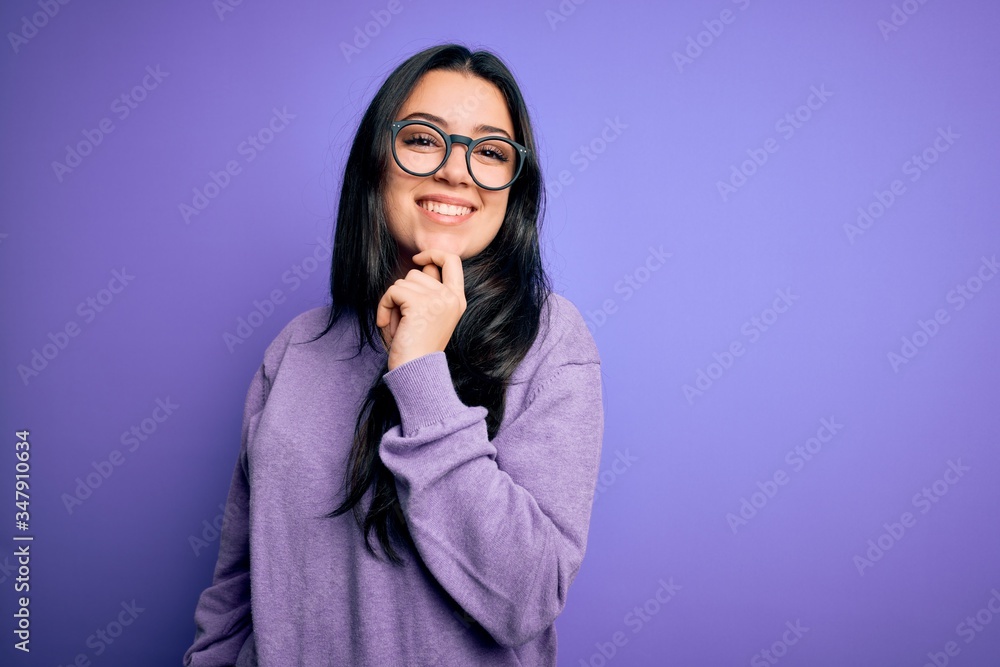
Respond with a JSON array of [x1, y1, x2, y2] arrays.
[[476, 144, 509, 162], [404, 134, 440, 148]]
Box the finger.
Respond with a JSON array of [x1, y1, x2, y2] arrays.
[[413, 249, 464, 299], [377, 282, 422, 342], [395, 270, 442, 295], [379, 304, 401, 351], [402, 268, 445, 289], [376, 284, 403, 328], [420, 261, 441, 282], [386, 277, 430, 301], [389, 305, 400, 339]]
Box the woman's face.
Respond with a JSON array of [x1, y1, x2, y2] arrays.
[[384, 70, 515, 277]]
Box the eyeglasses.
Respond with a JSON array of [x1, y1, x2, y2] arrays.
[[390, 120, 528, 191]]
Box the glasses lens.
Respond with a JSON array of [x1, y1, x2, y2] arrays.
[[469, 138, 521, 189], [394, 123, 448, 175]]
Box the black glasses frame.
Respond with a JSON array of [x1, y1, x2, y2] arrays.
[[390, 120, 528, 191]]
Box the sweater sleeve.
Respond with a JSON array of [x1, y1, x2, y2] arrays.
[[379, 308, 604, 648], [183, 363, 266, 666]]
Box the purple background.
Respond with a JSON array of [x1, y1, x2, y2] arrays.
[[2, 0, 999, 665]]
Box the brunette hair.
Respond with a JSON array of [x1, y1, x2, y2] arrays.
[[313, 43, 551, 565]]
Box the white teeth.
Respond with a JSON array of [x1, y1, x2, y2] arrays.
[[419, 200, 472, 216]]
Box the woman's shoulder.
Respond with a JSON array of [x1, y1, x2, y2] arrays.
[[280, 305, 336, 340], [522, 291, 601, 376], [257, 305, 344, 375]]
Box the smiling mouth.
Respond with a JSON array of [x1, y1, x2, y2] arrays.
[[417, 200, 474, 217]]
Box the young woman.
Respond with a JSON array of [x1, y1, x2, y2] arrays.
[[184, 43, 605, 667]]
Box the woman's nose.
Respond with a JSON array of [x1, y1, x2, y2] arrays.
[[435, 144, 472, 184]]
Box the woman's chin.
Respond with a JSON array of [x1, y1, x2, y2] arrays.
[[411, 236, 467, 259]]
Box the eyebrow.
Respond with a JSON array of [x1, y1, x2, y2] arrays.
[[400, 112, 513, 140]]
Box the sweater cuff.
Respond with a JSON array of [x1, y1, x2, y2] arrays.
[[382, 352, 469, 437]]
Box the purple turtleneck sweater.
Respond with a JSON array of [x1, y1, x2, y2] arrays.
[[183, 292, 604, 666]]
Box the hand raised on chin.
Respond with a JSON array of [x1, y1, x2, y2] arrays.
[[377, 249, 467, 371]]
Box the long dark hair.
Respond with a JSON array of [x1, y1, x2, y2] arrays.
[[311, 44, 552, 565]]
